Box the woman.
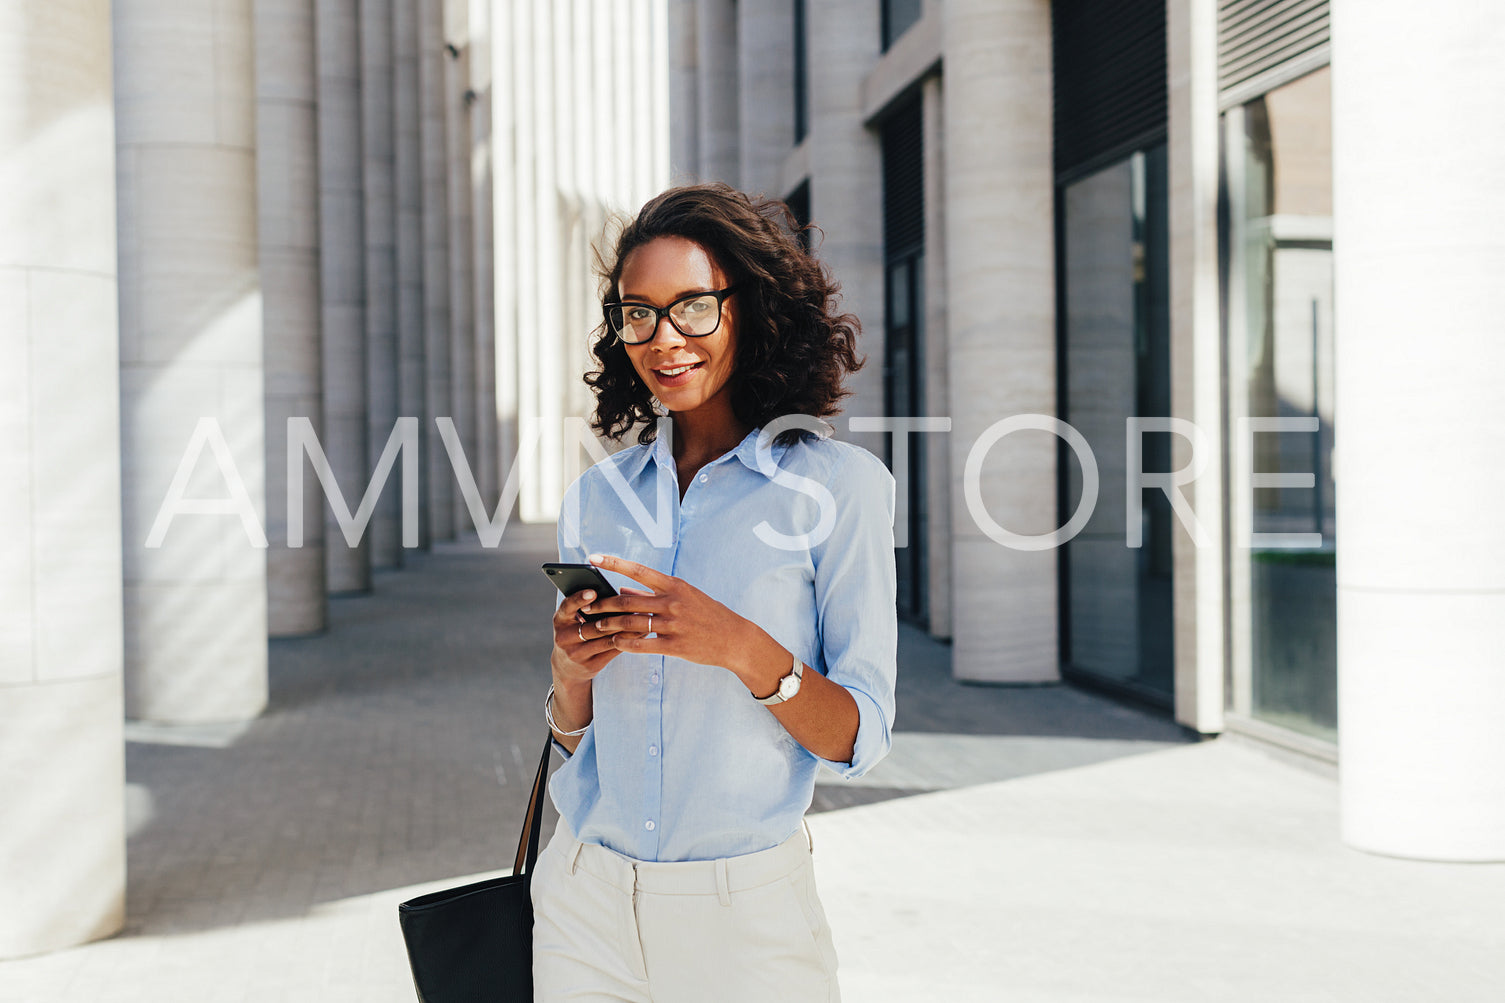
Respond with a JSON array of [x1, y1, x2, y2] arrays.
[[533, 183, 897, 1002]]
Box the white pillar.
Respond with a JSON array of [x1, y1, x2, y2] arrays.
[[736, 0, 793, 197], [470, 0, 499, 512], [420, 0, 455, 540], [257, 0, 327, 636], [117, 0, 269, 720], [667, 0, 699, 182], [694, 0, 739, 183], [491, 0, 518, 501], [1334, 0, 1505, 861], [362, 0, 403, 568], [942, 0, 1057, 683], [921, 72, 954, 640], [394, 0, 430, 546], [316, 0, 372, 593], [1166, 0, 1225, 732], [0, 0, 125, 957], [445, 0, 476, 538], [806, 0, 883, 445]]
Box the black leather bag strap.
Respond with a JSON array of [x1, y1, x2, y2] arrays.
[[512, 733, 553, 879]]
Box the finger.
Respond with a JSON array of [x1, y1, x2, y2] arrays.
[[619, 586, 656, 597], [589, 554, 677, 592], [591, 613, 658, 635], [579, 593, 669, 617], [609, 633, 669, 655], [554, 588, 599, 623]]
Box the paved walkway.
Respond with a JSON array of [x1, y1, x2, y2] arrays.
[[3, 528, 1502, 1001]]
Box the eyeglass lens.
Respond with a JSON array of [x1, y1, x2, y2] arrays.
[[608, 293, 723, 343]]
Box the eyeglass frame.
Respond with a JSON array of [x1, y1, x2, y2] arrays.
[[602, 285, 740, 344]]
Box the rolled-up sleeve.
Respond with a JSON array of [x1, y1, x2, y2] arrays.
[[810, 448, 897, 780]]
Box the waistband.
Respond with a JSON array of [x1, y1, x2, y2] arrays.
[[554, 820, 813, 900]]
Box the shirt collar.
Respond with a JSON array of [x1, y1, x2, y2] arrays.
[[615, 425, 794, 483]]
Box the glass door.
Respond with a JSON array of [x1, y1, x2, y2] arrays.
[[1059, 144, 1174, 705]]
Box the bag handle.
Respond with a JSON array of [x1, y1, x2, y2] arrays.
[[512, 733, 553, 878]]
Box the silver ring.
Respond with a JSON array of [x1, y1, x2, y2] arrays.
[[577, 623, 586, 642]]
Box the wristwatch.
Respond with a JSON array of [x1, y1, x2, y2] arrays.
[[754, 655, 804, 706]]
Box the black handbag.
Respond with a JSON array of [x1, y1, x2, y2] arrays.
[[398, 734, 552, 1002]]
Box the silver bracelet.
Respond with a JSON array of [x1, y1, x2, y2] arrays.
[[545, 683, 590, 737]]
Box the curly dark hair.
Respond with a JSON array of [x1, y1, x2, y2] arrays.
[[585, 183, 864, 445]]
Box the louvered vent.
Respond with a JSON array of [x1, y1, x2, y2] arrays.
[[881, 96, 924, 262], [1052, 0, 1167, 184], [1218, 0, 1330, 109]]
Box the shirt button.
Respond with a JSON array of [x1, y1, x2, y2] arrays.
[[645, 820, 656, 831], [649, 745, 658, 756], [698, 472, 708, 483], [650, 673, 660, 684]]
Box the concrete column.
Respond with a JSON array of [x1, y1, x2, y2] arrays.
[[0, 0, 125, 957], [1334, 0, 1505, 861], [316, 0, 372, 593], [667, 0, 699, 182], [394, 0, 429, 546], [362, 0, 403, 568], [420, 0, 455, 540], [694, 0, 739, 184], [1166, 0, 1225, 732], [941, 0, 1056, 683], [921, 72, 953, 640], [116, 0, 270, 720], [806, 0, 883, 444], [736, 0, 794, 196], [257, 0, 326, 636], [509, 0, 544, 520], [470, 0, 499, 512], [491, 0, 518, 500], [445, 0, 476, 537]]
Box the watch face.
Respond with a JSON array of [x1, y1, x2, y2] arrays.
[[779, 673, 800, 700]]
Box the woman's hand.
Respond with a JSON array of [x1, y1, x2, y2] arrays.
[[579, 553, 785, 696], [548, 583, 651, 748], [550, 585, 652, 686]]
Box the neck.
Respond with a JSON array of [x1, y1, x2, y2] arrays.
[[666, 399, 752, 468]]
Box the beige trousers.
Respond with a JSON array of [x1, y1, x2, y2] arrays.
[[530, 821, 841, 1002]]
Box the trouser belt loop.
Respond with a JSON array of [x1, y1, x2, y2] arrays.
[[802, 817, 814, 856], [714, 857, 731, 907]]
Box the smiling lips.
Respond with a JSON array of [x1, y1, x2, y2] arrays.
[[653, 360, 704, 386]]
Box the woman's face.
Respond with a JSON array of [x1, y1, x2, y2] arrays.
[[616, 235, 739, 418]]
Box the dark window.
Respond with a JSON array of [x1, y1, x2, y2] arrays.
[[881, 0, 923, 52], [880, 95, 926, 623], [793, 0, 808, 144], [784, 180, 811, 250]]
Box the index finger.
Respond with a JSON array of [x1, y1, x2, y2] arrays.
[[588, 553, 676, 591]]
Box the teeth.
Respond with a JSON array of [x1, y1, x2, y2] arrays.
[[659, 364, 696, 377]]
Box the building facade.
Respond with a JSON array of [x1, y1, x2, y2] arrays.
[[668, 0, 1505, 862]]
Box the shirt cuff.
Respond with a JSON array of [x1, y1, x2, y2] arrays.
[[814, 684, 891, 780]]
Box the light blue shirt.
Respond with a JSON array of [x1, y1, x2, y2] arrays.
[[550, 423, 897, 861]]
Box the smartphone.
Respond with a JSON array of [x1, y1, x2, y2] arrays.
[[541, 563, 619, 621]]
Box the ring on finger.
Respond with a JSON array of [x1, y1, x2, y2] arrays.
[[577, 622, 586, 642]]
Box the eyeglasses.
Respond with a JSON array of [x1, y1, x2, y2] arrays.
[[603, 286, 739, 344]]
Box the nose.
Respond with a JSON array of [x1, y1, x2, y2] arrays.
[[645, 313, 685, 348]]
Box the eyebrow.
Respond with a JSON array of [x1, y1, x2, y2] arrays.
[[615, 288, 717, 303]]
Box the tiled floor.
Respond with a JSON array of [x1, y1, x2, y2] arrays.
[[9, 529, 1497, 1001]]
